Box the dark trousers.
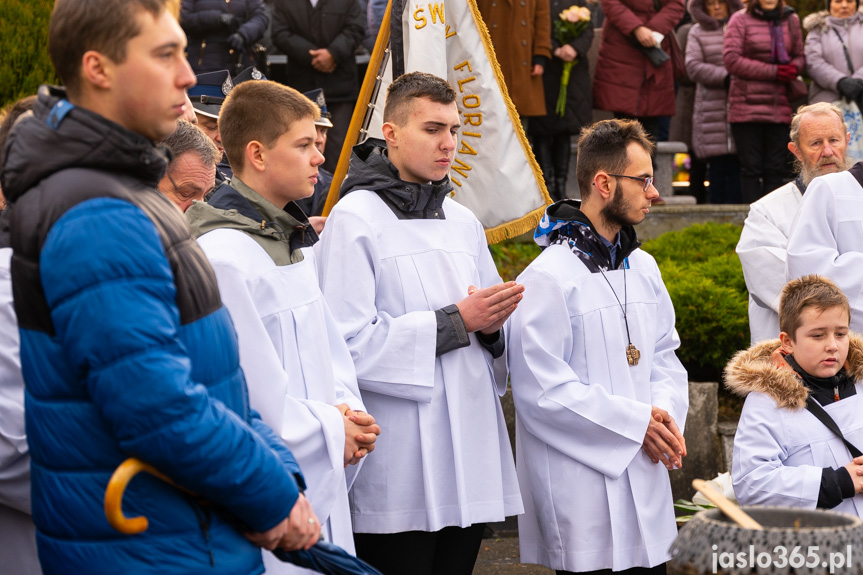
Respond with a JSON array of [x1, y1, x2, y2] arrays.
[[688, 154, 708, 204], [730, 122, 794, 203], [322, 100, 355, 174], [707, 154, 743, 204], [533, 133, 573, 202], [354, 523, 486, 575], [557, 562, 668, 575]]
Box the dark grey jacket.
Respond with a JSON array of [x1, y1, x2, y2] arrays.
[[271, 0, 365, 102]]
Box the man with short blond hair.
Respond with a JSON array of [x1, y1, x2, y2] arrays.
[[738, 102, 852, 343]]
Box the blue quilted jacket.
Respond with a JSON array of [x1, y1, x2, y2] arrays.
[[0, 86, 304, 575]]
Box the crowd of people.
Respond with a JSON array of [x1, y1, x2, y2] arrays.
[[173, 0, 863, 205], [3, 0, 863, 575]]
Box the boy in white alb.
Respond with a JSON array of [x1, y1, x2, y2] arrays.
[[727, 275, 863, 516], [315, 72, 524, 575], [185, 80, 381, 573]]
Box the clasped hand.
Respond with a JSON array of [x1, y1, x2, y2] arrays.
[[244, 493, 320, 552], [309, 48, 336, 73], [338, 403, 381, 467], [643, 406, 687, 470]]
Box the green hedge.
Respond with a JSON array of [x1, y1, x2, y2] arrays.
[[642, 223, 749, 381], [0, 0, 57, 110]]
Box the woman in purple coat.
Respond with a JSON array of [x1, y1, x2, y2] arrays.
[[685, 0, 744, 203], [722, 0, 804, 203]]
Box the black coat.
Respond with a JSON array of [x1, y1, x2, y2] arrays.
[[270, 0, 365, 102], [529, 0, 596, 136], [181, 0, 269, 74]]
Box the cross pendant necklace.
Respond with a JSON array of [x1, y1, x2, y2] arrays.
[[593, 258, 640, 366]]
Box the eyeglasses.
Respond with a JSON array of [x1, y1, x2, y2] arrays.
[[167, 173, 214, 202], [607, 173, 655, 192]]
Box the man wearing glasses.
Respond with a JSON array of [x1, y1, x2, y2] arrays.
[[506, 118, 689, 575], [158, 120, 221, 212]]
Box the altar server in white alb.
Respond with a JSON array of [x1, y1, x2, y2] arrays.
[[786, 145, 863, 332], [507, 119, 689, 575], [315, 72, 524, 575], [726, 275, 863, 516], [736, 102, 851, 344], [185, 80, 381, 573]]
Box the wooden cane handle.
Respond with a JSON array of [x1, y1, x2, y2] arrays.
[[104, 458, 180, 535], [692, 478, 763, 530]]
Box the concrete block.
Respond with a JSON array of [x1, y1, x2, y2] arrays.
[[670, 381, 724, 503], [637, 204, 749, 241], [655, 141, 688, 200]]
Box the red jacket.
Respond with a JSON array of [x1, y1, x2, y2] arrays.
[[593, 0, 685, 117], [722, 8, 804, 124]]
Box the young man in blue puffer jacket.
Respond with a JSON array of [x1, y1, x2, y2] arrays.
[[0, 0, 320, 573]]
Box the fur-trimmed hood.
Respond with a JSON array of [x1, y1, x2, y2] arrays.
[[688, 0, 745, 31], [724, 334, 863, 409], [803, 7, 863, 32]]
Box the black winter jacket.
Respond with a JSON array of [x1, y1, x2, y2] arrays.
[[271, 0, 365, 102], [181, 0, 269, 74]]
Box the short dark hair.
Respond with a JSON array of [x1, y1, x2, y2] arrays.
[[49, 0, 167, 98], [384, 72, 456, 126], [575, 119, 654, 200], [161, 120, 221, 168], [779, 275, 851, 338], [219, 80, 319, 173]]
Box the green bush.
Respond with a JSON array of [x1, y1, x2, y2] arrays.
[[0, 0, 57, 110], [491, 241, 541, 281], [642, 223, 749, 382]]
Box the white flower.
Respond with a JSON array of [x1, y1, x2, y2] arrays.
[[692, 472, 737, 505]]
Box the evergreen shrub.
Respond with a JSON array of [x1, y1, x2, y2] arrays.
[[0, 0, 57, 109], [642, 222, 749, 382]]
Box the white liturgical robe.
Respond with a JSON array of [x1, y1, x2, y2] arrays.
[[315, 190, 523, 533], [726, 339, 863, 519], [196, 231, 364, 573], [786, 169, 863, 332], [506, 243, 689, 572]]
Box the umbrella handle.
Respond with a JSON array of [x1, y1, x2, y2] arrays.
[[105, 457, 188, 535]]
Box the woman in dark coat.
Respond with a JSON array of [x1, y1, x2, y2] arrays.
[[593, 0, 685, 141], [181, 0, 269, 75], [529, 0, 595, 201]]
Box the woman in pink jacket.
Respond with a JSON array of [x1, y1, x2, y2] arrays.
[[723, 0, 804, 203]]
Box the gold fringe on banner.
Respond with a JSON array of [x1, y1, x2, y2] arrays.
[[484, 204, 547, 245], [464, 0, 551, 245]]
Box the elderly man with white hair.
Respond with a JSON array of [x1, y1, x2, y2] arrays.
[[737, 102, 852, 343]]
